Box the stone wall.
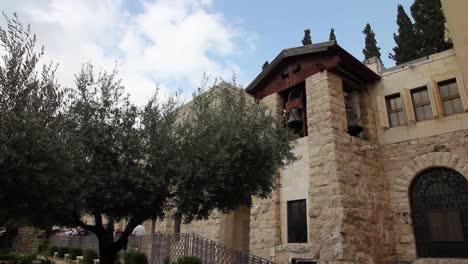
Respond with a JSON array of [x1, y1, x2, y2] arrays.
[[249, 192, 281, 260], [180, 212, 221, 242], [303, 71, 394, 264], [383, 129, 468, 262], [157, 211, 221, 242], [13, 227, 45, 253]]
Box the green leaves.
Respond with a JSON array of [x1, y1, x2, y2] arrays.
[[362, 23, 381, 60], [173, 82, 296, 222], [411, 0, 452, 57], [0, 14, 296, 242], [0, 13, 69, 227]]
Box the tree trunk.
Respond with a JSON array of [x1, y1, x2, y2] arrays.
[[174, 214, 181, 234], [150, 218, 156, 234], [76, 215, 140, 264], [97, 230, 121, 264]]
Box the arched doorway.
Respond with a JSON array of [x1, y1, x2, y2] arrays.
[[410, 167, 468, 258]]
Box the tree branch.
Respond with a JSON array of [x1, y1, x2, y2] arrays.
[[93, 213, 104, 232], [112, 217, 140, 251], [73, 212, 97, 233], [107, 217, 115, 232]]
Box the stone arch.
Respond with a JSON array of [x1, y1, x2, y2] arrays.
[[409, 167, 468, 257], [398, 152, 468, 212], [392, 152, 468, 259]]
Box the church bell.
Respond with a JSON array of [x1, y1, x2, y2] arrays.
[[346, 108, 363, 136], [287, 108, 302, 124]]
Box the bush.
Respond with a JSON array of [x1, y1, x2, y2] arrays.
[[16, 254, 37, 264], [47, 246, 58, 257], [69, 248, 83, 260], [83, 249, 98, 264], [36, 244, 48, 255], [163, 256, 172, 264], [0, 252, 37, 264], [56, 247, 69, 258], [176, 256, 201, 264], [0, 252, 18, 262], [35, 258, 53, 264], [123, 251, 147, 264]]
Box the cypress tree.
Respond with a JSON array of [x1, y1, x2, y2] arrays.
[[329, 28, 336, 41], [302, 29, 312, 45], [362, 23, 381, 59], [389, 5, 420, 64], [411, 0, 452, 56], [262, 61, 269, 70]]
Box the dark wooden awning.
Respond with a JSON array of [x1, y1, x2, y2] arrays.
[[246, 41, 381, 99]]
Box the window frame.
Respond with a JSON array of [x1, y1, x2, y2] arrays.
[[411, 86, 433, 122], [437, 78, 463, 116], [287, 199, 308, 243], [385, 93, 406, 127]]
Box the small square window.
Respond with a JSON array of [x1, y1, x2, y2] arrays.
[[386, 94, 405, 127], [411, 87, 433, 122], [287, 199, 307, 243], [438, 79, 463, 115]]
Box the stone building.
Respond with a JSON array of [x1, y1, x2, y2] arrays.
[[156, 1, 468, 264]]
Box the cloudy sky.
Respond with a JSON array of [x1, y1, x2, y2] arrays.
[[1, 0, 412, 105]]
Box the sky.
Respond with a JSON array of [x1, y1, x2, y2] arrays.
[[1, 0, 413, 105]]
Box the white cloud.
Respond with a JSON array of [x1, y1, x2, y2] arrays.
[[1, 0, 252, 105]]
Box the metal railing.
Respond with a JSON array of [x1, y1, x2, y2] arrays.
[[138, 233, 275, 264]]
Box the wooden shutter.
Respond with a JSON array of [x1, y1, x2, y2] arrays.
[[456, 73, 468, 112], [376, 96, 389, 128], [401, 88, 416, 124], [428, 80, 444, 118]]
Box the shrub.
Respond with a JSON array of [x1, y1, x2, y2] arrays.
[[47, 246, 58, 257], [56, 247, 69, 258], [16, 253, 37, 264], [69, 248, 83, 260], [36, 244, 48, 255], [123, 251, 147, 264], [0, 252, 18, 262], [176, 256, 201, 264], [163, 256, 172, 264], [0, 252, 37, 264], [83, 249, 98, 264], [35, 258, 53, 264]]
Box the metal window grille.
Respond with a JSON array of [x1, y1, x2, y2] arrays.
[[287, 199, 307, 243], [410, 167, 468, 258]]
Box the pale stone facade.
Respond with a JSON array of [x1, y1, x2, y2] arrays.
[[161, 1, 468, 264]]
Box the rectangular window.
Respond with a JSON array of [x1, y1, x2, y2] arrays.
[[438, 79, 463, 115], [386, 94, 406, 127], [287, 199, 307, 243], [411, 87, 433, 122]]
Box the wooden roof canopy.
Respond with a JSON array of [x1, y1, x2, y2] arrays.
[[245, 41, 381, 99]]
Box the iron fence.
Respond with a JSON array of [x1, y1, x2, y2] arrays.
[[138, 234, 275, 264]]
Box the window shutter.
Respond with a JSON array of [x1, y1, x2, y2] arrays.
[[401, 88, 416, 124], [376, 96, 389, 128], [456, 73, 468, 112], [428, 80, 444, 118]]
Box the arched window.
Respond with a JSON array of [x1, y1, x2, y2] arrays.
[[410, 167, 468, 258]]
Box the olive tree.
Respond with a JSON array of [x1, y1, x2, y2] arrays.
[[0, 14, 296, 264]]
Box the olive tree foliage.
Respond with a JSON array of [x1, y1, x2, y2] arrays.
[[0, 14, 297, 264], [173, 82, 297, 223], [0, 13, 70, 227], [64, 64, 182, 263]]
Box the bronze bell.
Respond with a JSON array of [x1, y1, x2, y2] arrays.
[[287, 108, 302, 124], [346, 108, 363, 136]]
